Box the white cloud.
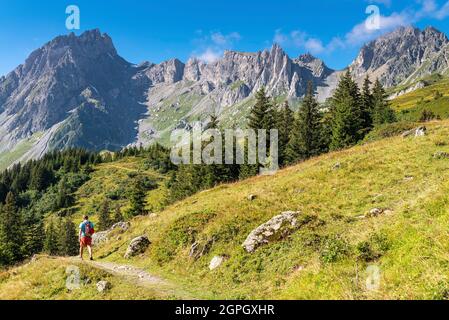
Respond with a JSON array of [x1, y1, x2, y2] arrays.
[[211, 32, 241, 46], [275, 0, 449, 56], [304, 38, 325, 54], [192, 31, 241, 64], [197, 48, 222, 64], [435, 0, 449, 19], [366, 0, 392, 7]]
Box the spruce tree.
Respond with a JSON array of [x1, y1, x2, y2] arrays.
[[98, 199, 112, 231], [330, 70, 363, 150], [44, 220, 59, 256], [276, 101, 294, 166], [286, 81, 322, 163], [58, 219, 79, 256], [0, 192, 24, 264], [244, 87, 277, 176], [248, 88, 276, 132], [360, 75, 374, 133], [113, 204, 124, 223], [372, 79, 396, 126], [22, 215, 44, 258], [127, 177, 147, 217]]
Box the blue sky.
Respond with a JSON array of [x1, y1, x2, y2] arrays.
[[0, 0, 449, 76]]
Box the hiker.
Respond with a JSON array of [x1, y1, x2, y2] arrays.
[[79, 215, 95, 261]]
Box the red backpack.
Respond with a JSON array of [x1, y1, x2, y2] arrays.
[[84, 221, 95, 238]]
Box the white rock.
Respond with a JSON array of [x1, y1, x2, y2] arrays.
[[209, 256, 226, 271]]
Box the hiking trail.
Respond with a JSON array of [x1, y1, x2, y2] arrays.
[[66, 257, 195, 299]]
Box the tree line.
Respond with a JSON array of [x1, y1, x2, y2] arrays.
[[167, 71, 395, 201], [0, 149, 102, 265]]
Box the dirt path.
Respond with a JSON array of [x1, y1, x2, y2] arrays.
[[67, 258, 195, 299]]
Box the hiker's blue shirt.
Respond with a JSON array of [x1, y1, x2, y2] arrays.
[[79, 221, 94, 237]]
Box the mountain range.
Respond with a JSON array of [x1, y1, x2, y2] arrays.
[[1, 25, 449, 168]]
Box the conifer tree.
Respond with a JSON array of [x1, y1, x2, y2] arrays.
[[372, 79, 396, 126], [248, 88, 276, 132], [330, 70, 363, 150], [243, 87, 277, 177], [276, 101, 294, 166], [113, 204, 124, 223], [98, 199, 112, 231], [58, 219, 79, 256], [360, 75, 374, 133], [44, 220, 59, 256], [0, 192, 24, 264], [127, 177, 147, 217], [286, 81, 323, 163], [22, 215, 44, 258]]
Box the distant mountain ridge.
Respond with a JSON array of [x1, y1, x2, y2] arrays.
[[1, 26, 449, 168]]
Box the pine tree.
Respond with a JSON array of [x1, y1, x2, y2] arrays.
[[286, 81, 323, 163], [54, 177, 74, 210], [276, 101, 294, 166], [330, 70, 363, 150], [248, 88, 276, 132], [203, 114, 234, 188], [360, 75, 374, 133], [127, 177, 147, 217], [113, 204, 124, 223], [22, 215, 44, 258], [372, 79, 396, 126], [44, 220, 59, 256], [30, 164, 52, 191], [0, 192, 24, 265], [58, 218, 79, 256], [244, 88, 277, 177], [98, 199, 112, 231]]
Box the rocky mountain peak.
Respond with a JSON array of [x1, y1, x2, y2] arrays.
[[350, 26, 449, 86]]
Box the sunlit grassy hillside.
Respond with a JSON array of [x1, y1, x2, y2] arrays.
[[5, 120, 449, 300], [391, 76, 449, 121]]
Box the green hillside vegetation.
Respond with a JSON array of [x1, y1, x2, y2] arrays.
[[2, 119, 449, 299], [391, 76, 449, 121]]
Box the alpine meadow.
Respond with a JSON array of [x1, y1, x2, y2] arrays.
[[2, 0, 449, 307]]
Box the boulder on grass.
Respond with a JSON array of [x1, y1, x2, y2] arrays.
[[248, 194, 257, 201], [402, 126, 427, 138], [189, 238, 214, 260], [96, 281, 112, 293], [209, 256, 227, 271], [92, 222, 131, 246], [124, 236, 151, 259], [433, 151, 449, 159], [242, 211, 300, 253]]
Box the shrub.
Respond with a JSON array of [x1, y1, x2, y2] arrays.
[[419, 109, 437, 122], [356, 232, 391, 262], [320, 235, 349, 263], [362, 122, 416, 143]]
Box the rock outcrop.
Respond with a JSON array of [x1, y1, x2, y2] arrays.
[[92, 222, 130, 246], [209, 256, 227, 271], [242, 211, 301, 253], [124, 236, 151, 259], [96, 280, 112, 293], [433, 151, 449, 159]]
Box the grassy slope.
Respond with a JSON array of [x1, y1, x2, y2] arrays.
[[64, 120, 449, 299], [69, 157, 168, 226], [391, 77, 449, 121], [0, 133, 43, 171], [4, 120, 449, 300]]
